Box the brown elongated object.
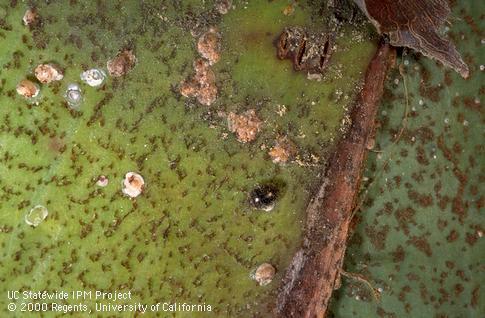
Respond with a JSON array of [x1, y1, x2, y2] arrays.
[[276, 42, 395, 318]]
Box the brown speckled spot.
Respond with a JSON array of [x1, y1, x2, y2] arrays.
[[407, 235, 432, 257]]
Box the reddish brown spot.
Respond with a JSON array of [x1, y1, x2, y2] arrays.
[[392, 245, 405, 263], [407, 190, 433, 207], [437, 135, 469, 223], [462, 96, 482, 113], [471, 286, 479, 308], [398, 285, 411, 301], [415, 146, 429, 165], [465, 232, 478, 246], [446, 230, 459, 242], [454, 283, 464, 296], [444, 70, 453, 86], [407, 235, 432, 256], [463, 15, 480, 35], [419, 84, 443, 102], [48, 137, 65, 154], [376, 307, 398, 318], [365, 225, 390, 250], [395, 207, 417, 235]]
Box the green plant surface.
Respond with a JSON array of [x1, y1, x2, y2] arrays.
[[0, 1, 376, 317], [330, 1, 484, 317]]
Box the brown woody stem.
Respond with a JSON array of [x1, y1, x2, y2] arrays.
[[276, 42, 396, 318]]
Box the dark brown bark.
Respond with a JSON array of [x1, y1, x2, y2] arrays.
[[276, 42, 396, 318], [353, 0, 468, 78]]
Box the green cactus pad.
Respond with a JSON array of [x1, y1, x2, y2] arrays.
[[0, 1, 375, 317]]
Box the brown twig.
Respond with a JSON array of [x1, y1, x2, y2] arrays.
[[340, 269, 381, 301], [276, 42, 396, 318]]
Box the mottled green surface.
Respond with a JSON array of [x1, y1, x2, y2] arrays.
[[331, 1, 484, 317], [0, 1, 375, 317]]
